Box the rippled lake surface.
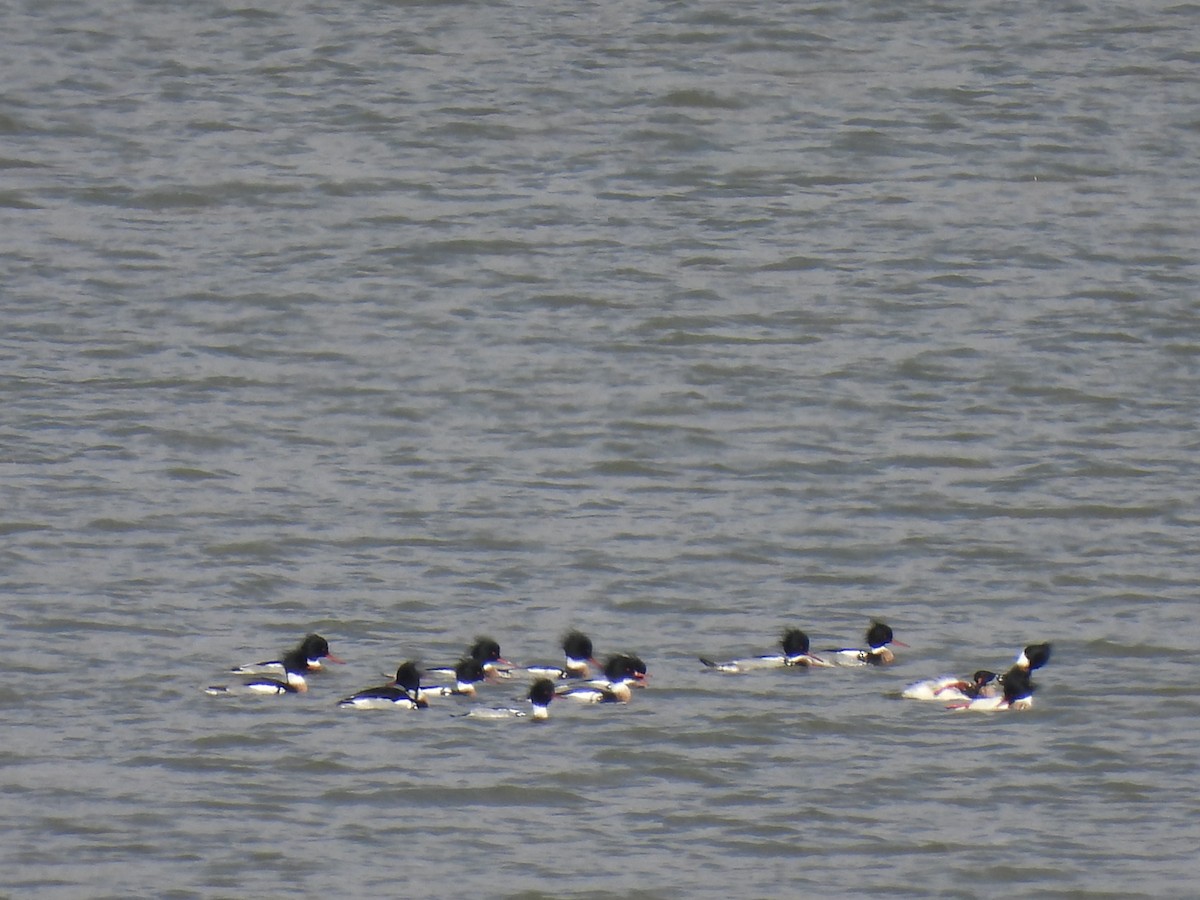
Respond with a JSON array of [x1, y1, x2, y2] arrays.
[[3, 0, 1199, 896]]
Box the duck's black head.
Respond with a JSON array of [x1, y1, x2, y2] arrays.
[[603, 654, 639, 683], [299, 634, 331, 658], [528, 678, 557, 707], [1019, 643, 1052, 671], [562, 630, 594, 660], [865, 621, 894, 649], [781, 628, 811, 657], [469, 636, 503, 664], [394, 660, 423, 695], [455, 657, 487, 684]]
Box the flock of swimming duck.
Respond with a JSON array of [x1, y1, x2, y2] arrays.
[[204, 621, 1052, 719]]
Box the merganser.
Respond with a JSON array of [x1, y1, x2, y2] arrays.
[[901, 670, 998, 701], [560, 655, 641, 703], [521, 630, 599, 679], [337, 661, 428, 710], [827, 621, 907, 666], [948, 666, 1035, 711], [422, 658, 488, 697], [902, 642, 1050, 701], [464, 678, 557, 720], [579, 653, 647, 688], [700, 627, 831, 673], [428, 636, 512, 680], [206, 655, 309, 696], [231, 633, 345, 675]]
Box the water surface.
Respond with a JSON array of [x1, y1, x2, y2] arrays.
[[3, 0, 1199, 896]]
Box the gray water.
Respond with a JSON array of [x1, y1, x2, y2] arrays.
[[3, 0, 1199, 897]]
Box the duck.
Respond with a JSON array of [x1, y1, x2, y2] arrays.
[[231, 633, 344, 675], [559, 655, 642, 703], [337, 661, 428, 710], [901, 642, 1051, 701], [521, 630, 599, 679], [428, 636, 511, 680], [827, 621, 907, 666], [422, 658, 489, 697], [947, 665, 1035, 711], [900, 669, 998, 701], [700, 627, 830, 673], [206, 655, 309, 696], [463, 678, 557, 720]]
